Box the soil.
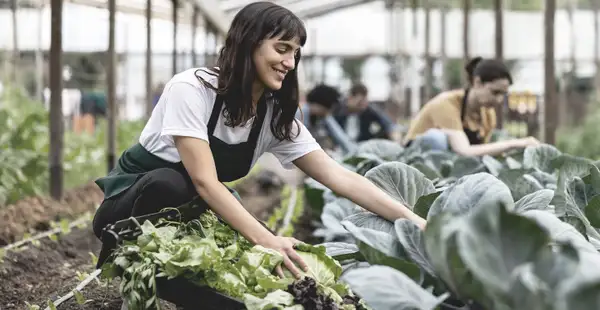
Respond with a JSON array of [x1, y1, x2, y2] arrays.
[[0, 172, 293, 310], [0, 182, 104, 246]]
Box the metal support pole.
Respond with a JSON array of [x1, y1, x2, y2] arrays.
[[107, 0, 117, 172], [494, 0, 504, 129], [204, 23, 211, 66], [191, 7, 198, 66], [49, 0, 64, 200], [172, 0, 178, 76], [544, 0, 557, 144], [145, 0, 153, 119]]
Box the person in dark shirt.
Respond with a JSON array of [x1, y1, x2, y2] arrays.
[[297, 84, 356, 152], [332, 83, 397, 142], [298, 84, 341, 130]]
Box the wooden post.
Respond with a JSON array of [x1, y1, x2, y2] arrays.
[[107, 0, 117, 172], [146, 0, 153, 119], [462, 0, 471, 85], [172, 0, 178, 76], [49, 0, 64, 200], [494, 0, 504, 129], [191, 7, 198, 66], [544, 0, 557, 144]]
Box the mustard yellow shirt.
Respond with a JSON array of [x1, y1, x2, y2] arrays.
[[403, 89, 496, 145]]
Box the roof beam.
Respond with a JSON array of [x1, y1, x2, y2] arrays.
[[188, 0, 230, 36], [295, 0, 375, 19]]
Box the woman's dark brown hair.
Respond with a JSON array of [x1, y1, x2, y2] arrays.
[[198, 2, 307, 141], [465, 56, 513, 85]]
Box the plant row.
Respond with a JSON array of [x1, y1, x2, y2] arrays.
[[304, 138, 600, 310], [0, 87, 143, 207]]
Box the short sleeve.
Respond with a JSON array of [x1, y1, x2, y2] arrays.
[[160, 82, 212, 146], [428, 102, 463, 131], [269, 120, 322, 169]]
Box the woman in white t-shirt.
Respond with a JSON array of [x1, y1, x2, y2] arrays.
[[92, 2, 426, 278]]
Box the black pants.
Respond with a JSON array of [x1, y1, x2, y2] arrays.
[[92, 168, 198, 238]]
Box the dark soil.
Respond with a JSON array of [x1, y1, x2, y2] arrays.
[[0, 173, 290, 310], [0, 182, 104, 246], [292, 200, 322, 245]]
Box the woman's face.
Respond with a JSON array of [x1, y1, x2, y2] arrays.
[[471, 77, 510, 108], [253, 35, 301, 90]]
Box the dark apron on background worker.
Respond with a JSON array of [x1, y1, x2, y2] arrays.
[[92, 86, 270, 239]]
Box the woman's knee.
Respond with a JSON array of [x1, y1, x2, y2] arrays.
[[140, 168, 193, 196], [418, 128, 449, 151]]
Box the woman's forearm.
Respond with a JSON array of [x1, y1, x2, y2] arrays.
[[195, 181, 274, 244], [460, 140, 517, 157]]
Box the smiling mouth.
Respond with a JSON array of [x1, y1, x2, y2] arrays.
[[273, 67, 287, 78]]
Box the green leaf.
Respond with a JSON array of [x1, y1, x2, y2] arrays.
[[428, 173, 514, 220], [341, 221, 420, 280], [457, 202, 549, 296], [497, 169, 544, 201], [423, 213, 480, 297], [73, 290, 86, 305], [523, 144, 562, 173], [364, 162, 436, 208], [414, 191, 442, 219], [449, 156, 486, 178], [342, 212, 395, 234], [584, 195, 600, 228], [482, 155, 504, 176], [532, 242, 580, 292], [341, 265, 449, 310], [394, 219, 436, 276], [314, 198, 364, 242], [514, 189, 554, 213], [319, 242, 362, 262], [355, 139, 404, 160]]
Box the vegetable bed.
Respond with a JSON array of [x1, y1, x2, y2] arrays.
[[305, 139, 600, 310], [0, 171, 285, 310]]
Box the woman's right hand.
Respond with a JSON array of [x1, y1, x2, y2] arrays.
[[258, 235, 309, 279], [514, 136, 541, 148]]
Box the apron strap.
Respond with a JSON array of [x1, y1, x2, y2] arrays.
[[206, 93, 269, 145], [207, 94, 224, 136]]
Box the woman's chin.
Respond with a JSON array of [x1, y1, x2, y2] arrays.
[[264, 80, 283, 91]]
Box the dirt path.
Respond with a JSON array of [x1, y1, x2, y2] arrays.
[[0, 172, 285, 310]]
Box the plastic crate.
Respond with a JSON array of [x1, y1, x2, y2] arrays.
[[96, 201, 255, 309]]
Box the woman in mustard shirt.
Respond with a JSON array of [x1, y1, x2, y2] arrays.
[[403, 57, 540, 156]]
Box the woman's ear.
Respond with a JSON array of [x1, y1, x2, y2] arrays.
[[472, 76, 483, 88]]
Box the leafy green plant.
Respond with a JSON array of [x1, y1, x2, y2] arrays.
[[304, 139, 600, 310], [101, 209, 370, 310], [0, 86, 143, 206]]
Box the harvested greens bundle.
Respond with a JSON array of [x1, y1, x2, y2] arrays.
[[101, 210, 369, 310]]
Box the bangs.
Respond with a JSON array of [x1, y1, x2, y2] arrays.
[[266, 13, 307, 46]]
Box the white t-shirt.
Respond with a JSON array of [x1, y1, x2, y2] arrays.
[[139, 68, 321, 170]]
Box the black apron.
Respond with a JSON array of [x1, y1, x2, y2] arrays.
[[461, 88, 485, 145]]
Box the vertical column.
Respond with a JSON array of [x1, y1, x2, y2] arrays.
[[205, 23, 211, 66], [494, 0, 504, 129], [439, 2, 448, 91], [544, 0, 557, 144], [191, 7, 198, 67], [49, 0, 64, 200], [462, 0, 471, 84], [146, 0, 153, 119], [107, 0, 117, 172], [172, 0, 178, 76]]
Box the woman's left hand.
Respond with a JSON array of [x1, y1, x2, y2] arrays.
[[411, 216, 427, 230]]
